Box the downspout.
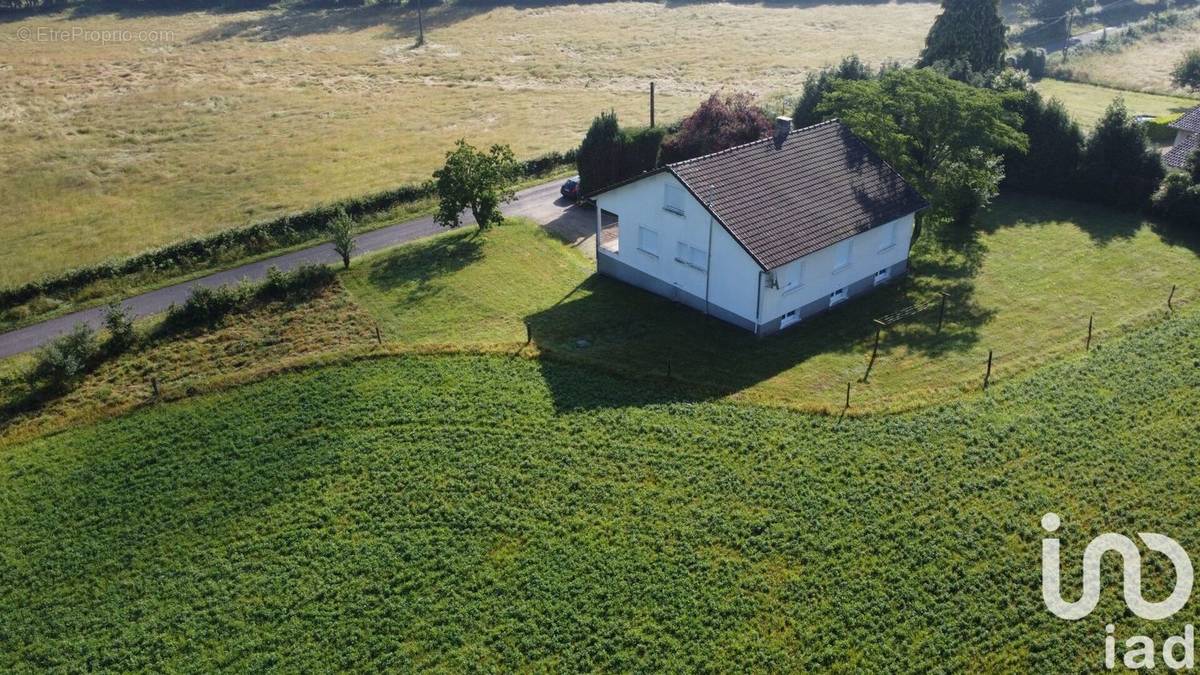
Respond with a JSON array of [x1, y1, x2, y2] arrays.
[[754, 270, 764, 336], [704, 216, 714, 316]]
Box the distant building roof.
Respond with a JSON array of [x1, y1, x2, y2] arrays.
[[1170, 106, 1200, 133], [665, 120, 928, 270], [1165, 132, 1198, 169]]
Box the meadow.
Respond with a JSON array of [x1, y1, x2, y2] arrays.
[[1032, 79, 1197, 127], [1048, 19, 1200, 95], [0, 297, 1196, 670], [342, 196, 1200, 412], [0, 1, 942, 286]]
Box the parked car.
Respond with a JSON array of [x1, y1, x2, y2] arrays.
[[560, 176, 581, 201]]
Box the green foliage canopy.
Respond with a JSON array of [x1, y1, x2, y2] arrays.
[[1171, 49, 1200, 91], [433, 140, 520, 230], [917, 0, 1008, 75], [819, 68, 1027, 226]]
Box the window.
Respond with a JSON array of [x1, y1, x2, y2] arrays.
[[781, 263, 804, 293], [638, 226, 658, 256], [833, 240, 853, 272], [878, 221, 898, 252], [874, 268, 890, 285], [830, 287, 848, 306], [675, 241, 707, 270], [664, 183, 685, 215]]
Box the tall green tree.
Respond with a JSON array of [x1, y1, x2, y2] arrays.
[[819, 68, 1027, 227], [791, 55, 876, 128], [433, 140, 520, 230], [575, 112, 664, 195], [917, 0, 1008, 75], [1079, 98, 1165, 211]]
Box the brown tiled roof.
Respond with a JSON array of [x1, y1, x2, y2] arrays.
[[1170, 106, 1200, 133], [667, 120, 928, 270], [1165, 132, 1198, 169]]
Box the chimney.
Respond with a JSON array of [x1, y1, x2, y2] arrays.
[[774, 116, 793, 149]]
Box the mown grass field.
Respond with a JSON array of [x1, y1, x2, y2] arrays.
[[343, 197, 1200, 412], [1032, 79, 1198, 127], [0, 1, 942, 286], [1, 297, 1196, 671]]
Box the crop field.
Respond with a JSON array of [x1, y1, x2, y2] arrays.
[[1032, 79, 1198, 127], [1, 299, 1197, 670], [0, 1, 941, 286], [1049, 20, 1200, 95], [343, 197, 1200, 412]]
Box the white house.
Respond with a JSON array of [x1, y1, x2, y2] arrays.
[[1164, 106, 1199, 170], [590, 118, 928, 336]]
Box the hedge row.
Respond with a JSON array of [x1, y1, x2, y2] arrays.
[[0, 149, 576, 312]]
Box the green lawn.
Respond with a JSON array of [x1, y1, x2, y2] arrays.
[[344, 198, 1200, 412], [1, 304, 1196, 671], [1033, 79, 1198, 128]]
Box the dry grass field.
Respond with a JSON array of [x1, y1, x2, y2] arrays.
[[1050, 20, 1200, 95], [0, 1, 940, 287]]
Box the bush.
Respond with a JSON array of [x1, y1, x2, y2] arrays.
[[660, 92, 771, 164], [1145, 113, 1184, 144], [27, 323, 98, 393], [1152, 173, 1200, 228], [258, 264, 337, 302], [575, 113, 665, 195], [161, 284, 249, 334], [1013, 48, 1047, 80], [102, 301, 136, 354], [1171, 48, 1200, 91], [328, 208, 356, 269]]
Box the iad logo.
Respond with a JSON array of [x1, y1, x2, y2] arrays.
[[1041, 512, 1193, 621], [1042, 513, 1198, 670]]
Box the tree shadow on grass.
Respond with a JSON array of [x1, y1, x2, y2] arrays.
[[525, 251, 992, 412], [978, 193, 1144, 245], [362, 229, 484, 306]]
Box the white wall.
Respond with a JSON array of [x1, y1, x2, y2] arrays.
[[706, 224, 760, 323], [758, 213, 915, 322], [597, 172, 721, 307], [597, 171, 916, 330]]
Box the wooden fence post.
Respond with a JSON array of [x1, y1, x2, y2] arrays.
[[983, 350, 993, 390], [151, 377, 159, 399], [1086, 315, 1093, 351], [845, 381, 851, 409], [937, 292, 948, 333], [375, 323, 382, 345], [1168, 284, 1176, 312]]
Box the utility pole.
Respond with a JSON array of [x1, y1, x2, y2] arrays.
[[650, 81, 656, 128], [416, 0, 425, 47]]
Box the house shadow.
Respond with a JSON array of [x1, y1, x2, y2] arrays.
[[523, 248, 992, 413]]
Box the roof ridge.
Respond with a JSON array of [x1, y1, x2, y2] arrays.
[[665, 118, 842, 169]]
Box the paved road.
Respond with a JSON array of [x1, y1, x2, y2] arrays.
[[0, 179, 595, 359]]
